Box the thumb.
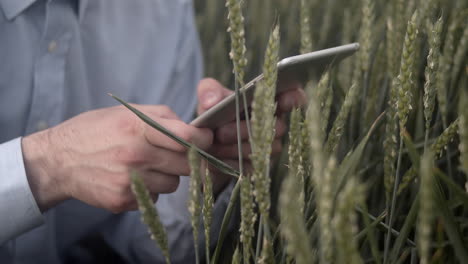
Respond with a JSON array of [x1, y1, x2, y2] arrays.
[[197, 78, 232, 115]]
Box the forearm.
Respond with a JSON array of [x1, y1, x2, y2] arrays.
[[22, 129, 68, 212]]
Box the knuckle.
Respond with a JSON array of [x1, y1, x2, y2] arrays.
[[115, 114, 141, 137], [113, 146, 145, 165]]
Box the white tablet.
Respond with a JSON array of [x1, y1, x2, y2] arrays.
[[191, 43, 360, 129]]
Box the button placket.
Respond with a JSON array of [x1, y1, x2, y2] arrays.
[[25, 1, 74, 134]]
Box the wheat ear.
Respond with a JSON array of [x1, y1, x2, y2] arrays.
[[188, 147, 202, 264], [250, 25, 280, 218], [279, 164, 314, 264], [239, 176, 257, 263], [423, 17, 443, 148], [333, 178, 365, 264], [131, 173, 171, 264], [202, 168, 213, 264]]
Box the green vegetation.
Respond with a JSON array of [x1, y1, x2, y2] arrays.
[[122, 0, 468, 263]]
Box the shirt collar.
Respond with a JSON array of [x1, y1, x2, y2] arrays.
[[0, 0, 88, 21], [0, 0, 37, 20]]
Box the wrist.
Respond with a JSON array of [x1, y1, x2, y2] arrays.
[[22, 130, 68, 212]]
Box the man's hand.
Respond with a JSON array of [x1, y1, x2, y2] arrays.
[[197, 78, 307, 193], [22, 105, 213, 213]]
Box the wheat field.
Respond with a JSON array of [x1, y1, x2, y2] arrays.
[[122, 0, 468, 263]]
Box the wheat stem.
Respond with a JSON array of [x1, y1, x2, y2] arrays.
[[384, 137, 403, 264], [418, 151, 435, 264]]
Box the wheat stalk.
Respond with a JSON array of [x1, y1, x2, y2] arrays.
[[385, 12, 419, 263], [258, 237, 275, 264], [239, 176, 257, 263], [333, 178, 365, 264], [225, 0, 250, 177], [340, 8, 353, 86], [359, 0, 374, 74], [396, 11, 419, 131], [250, 25, 280, 218], [423, 17, 443, 148], [288, 108, 306, 212], [202, 168, 213, 264], [226, 0, 247, 86], [398, 119, 460, 195], [315, 157, 336, 263], [460, 91, 468, 191], [279, 166, 314, 264], [436, 11, 462, 124], [326, 82, 359, 154], [383, 80, 399, 201], [188, 147, 202, 264], [418, 150, 435, 264], [306, 87, 324, 187], [131, 173, 171, 264], [450, 22, 468, 91], [300, 0, 313, 54], [316, 72, 331, 133]]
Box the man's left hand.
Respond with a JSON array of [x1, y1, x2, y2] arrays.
[[196, 78, 307, 193]]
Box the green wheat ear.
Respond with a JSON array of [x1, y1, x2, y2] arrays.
[[250, 24, 280, 218], [325, 82, 359, 155], [279, 165, 314, 264], [288, 108, 305, 212], [315, 157, 336, 263], [202, 168, 213, 264], [436, 10, 464, 125], [239, 176, 256, 264], [131, 172, 171, 264], [188, 147, 202, 264], [396, 11, 418, 132], [258, 237, 275, 264], [423, 17, 442, 133], [358, 0, 374, 73], [299, 0, 313, 53], [333, 178, 365, 264], [398, 118, 460, 195], [226, 0, 248, 85]]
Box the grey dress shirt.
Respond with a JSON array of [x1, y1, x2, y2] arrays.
[[0, 0, 232, 263]]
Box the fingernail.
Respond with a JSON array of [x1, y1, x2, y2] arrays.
[[202, 92, 219, 108]]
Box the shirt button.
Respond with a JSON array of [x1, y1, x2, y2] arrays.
[[48, 41, 57, 52], [36, 121, 49, 131]]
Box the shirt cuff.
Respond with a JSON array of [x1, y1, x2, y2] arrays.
[[0, 137, 44, 245]]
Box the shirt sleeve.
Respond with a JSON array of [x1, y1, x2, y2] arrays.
[[0, 138, 44, 245]]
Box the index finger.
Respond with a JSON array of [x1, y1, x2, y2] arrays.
[[143, 118, 214, 152]]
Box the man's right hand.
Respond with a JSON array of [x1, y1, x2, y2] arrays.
[[21, 105, 213, 213]]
